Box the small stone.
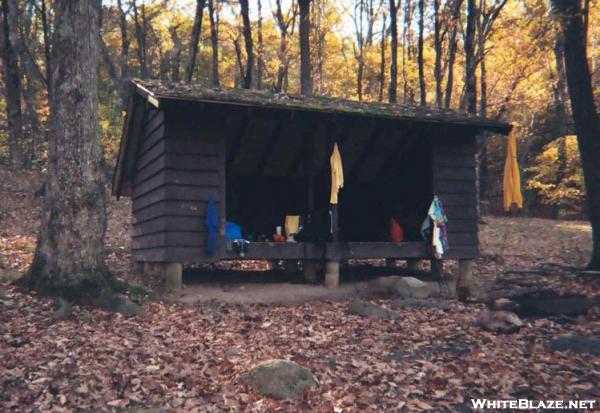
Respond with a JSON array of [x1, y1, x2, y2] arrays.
[[476, 309, 523, 334], [549, 335, 600, 355], [347, 301, 401, 319], [245, 360, 316, 399]]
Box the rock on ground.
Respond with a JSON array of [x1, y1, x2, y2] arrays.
[[549, 335, 600, 355], [488, 289, 593, 317], [366, 276, 431, 299], [245, 360, 317, 399], [347, 301, 401, 319], [476, 309, 523, 334]]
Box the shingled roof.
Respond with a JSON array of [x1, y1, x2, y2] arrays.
[[132, 79, 512, 134]]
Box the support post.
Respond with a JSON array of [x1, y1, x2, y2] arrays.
[[164, 262, 183, 292], [324, 261, 339, 288], [325, 204, 340, 287], [145, 262, 183, 292], [385, 258, 397, 268], [456, 259, 474, 301]]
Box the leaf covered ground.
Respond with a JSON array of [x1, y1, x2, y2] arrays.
[[1, 168, 600, 411]]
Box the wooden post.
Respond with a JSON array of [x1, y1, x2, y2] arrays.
[[456, 259, 474, 301], [385, 258, 397, 268], [324, 261, 339, 288], [325, 204, 340, 287]]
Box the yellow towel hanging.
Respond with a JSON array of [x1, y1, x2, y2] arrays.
[[503, 129, 523, 211], [330, 143, 344, 204]]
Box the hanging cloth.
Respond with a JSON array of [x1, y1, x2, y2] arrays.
[[330, 143, 344, 204], [422, 196, 448, 259], [285, 215, 300, 240], [503, 129, 523, 211], [205, 194, 219, 255]]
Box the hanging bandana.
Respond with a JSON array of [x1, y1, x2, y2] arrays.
[[421, 196, 448, 259]]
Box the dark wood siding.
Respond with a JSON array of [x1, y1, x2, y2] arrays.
[[432, 134, 479, 258], [131, 106, 226, 262]]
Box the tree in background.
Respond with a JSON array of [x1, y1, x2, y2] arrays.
[[185, 0, 206, 83], [239, 0, 253, 89], [388, 0, 399, 103], [551, 0, 600, 270], [299, 0, 312, 95], [22, 0, 112, 299], [1, 0, 24, 170]]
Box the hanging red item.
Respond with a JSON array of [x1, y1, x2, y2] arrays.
[[390, 218, 404, 243]]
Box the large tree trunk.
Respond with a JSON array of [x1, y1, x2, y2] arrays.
[[299, 0, 312, 95], [388, 0, 398, 103], [552, 0, 600, 270], [1, 0, 24, 170], [22, 0, 110, 298], [464, 0, 477, 113], [185, 0, 206, 84], [208, 0, 219, 87], [417, 0, 426, 105]]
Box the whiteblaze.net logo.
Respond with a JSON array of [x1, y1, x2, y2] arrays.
[[471, 399, 597, 410]]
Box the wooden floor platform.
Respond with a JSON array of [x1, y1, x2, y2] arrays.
[[223, 241, 478, 260]]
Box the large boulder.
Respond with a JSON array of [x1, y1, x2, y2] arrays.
[[366, 276, 431, 299], [476, 310, 523, 334], [549, 335, 600, 355], [347, 301, 401, 319], [245, 360, 316, 399]]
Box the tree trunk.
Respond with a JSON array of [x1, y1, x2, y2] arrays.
[[168, 26, 182, 82], [402, 0, 412, 103], [239, 0, 253, 89], [115, 0, 129, 112], [433, 0, 442, 107], [132, 1, 149, 78], [40, 0, 51, 98], [388, 0, 398, 103], [1, 0, 24, 170], [553, 32, 569, 216], [22, 0, 110, 298], [464, 0, 477, 113], [299, 0, 312, 95], [256, 0, 264, 89], [185, 0, 206, 84], [417, 0, 426, 105], [274, 0, 296, 92], [208, 0, 219, 87], [552, 0, 600, 270], [444, 0, 462, 108], [378, 11, 386, 102]]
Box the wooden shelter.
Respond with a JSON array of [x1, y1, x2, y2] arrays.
[[113, 79, 511, 289]]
